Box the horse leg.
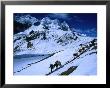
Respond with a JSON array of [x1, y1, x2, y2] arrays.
[[59, 63, 62, 67], [56, 65, 58, 69], [51, 68, 52, 72]]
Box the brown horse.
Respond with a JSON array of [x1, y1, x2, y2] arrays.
[[49, 64, 55, 72], [54, 60, 62, 69], [73, 53, 79, 59], [49, 61, 62, 72]]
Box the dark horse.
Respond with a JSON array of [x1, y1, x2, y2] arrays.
[[49, 61, 62, 72], [54, 60, 62, 69], [49, 64, 55, 72]]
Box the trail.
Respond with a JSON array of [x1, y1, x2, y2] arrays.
[[14, 50, 64, 74], [46, 40, 97, 75], [14, 39, 96, 75], [47, 51, 97, 76]]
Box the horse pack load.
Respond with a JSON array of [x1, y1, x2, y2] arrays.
[[49, 60, 62, 72]]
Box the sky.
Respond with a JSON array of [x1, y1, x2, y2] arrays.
[[14, 13, 97, 37]]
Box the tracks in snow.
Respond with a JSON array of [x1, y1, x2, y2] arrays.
[[14, 50, 64, 74], [46, 47, 97, 75]]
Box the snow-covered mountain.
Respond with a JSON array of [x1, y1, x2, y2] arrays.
[[14, 16, 79, 54], [14, 15, 97, 75]]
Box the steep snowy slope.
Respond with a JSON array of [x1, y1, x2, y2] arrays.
[[50, 49, 97, 75], [14, 36, 96, 75]]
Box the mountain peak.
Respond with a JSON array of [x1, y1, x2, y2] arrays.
[[41, 17, 51, 24], [15, 14, 38, 25]]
